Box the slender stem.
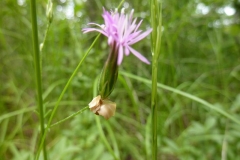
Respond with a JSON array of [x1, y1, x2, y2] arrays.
[[40, 23, 51, 53], [95, 117, 119, 160], [151, 63, 158, 160], [50, 106, 89, 128], [150, 0, 162, 159], [30, 0, 48, 159], [35, 34, 100, 160], [117, 0, 125, 9]]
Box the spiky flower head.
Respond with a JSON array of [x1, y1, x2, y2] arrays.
[[83, 8, 152, 65]]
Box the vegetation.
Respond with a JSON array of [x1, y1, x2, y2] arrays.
[[0, 0, 240, 159]]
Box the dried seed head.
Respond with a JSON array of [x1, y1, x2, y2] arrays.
[[97, 100, 116, 119], [88, 95, 116, 119], [89, 95, 102, 113]]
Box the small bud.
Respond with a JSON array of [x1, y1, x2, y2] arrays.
[[46, 1, 53, 23], [89, 95, 116, 120], [40, 43, 44, 51]]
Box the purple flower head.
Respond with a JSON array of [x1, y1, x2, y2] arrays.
[[83, 8, 152, 65]]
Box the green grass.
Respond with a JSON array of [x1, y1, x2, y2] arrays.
[[1, 0, 240, 160]]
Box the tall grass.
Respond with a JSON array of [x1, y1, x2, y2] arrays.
[[1, 0, 240, 160]]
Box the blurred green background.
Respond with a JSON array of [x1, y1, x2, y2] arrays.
[[1, 0, 240, 159]]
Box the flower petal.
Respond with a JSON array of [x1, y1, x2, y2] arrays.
[[117, 45, 124, 65], [87, 23, 105, 28], [134, 19, 143, 32], [82, 8, 152, 65], [82, 28, 107, 36], [129, 28, 152, 45], [125, 46, 130, 56], [127, 46, 150, 64]]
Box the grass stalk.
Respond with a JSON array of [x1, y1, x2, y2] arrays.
[[30, 0, 48, 159], [150, 0, 162, 159], [151, 56, 158, 160]]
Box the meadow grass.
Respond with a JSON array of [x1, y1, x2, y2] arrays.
[[1, 0, 240, 160]]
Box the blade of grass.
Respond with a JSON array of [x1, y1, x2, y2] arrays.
[[30, 0, 47, 159], [104, 119, 120, 159], [120, 71, 240, 125], [118, 74, 139, 120], [0, 107, 35, 122]]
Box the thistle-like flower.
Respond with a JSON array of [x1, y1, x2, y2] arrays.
[[83, 8, 152, 65], [85, 8, 152, 119]]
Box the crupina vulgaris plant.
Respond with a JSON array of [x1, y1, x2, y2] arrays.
[[83, 8, 152, 119]]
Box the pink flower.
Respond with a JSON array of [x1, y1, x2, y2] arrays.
[[83, 8, 152, 65]]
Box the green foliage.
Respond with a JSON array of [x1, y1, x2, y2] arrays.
[[0, 0, 240, 160]]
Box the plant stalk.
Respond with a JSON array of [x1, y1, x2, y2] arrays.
[[30, 0, 48, 159], [150, 0, 162, 159]]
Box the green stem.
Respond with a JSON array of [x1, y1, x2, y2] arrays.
[[30, 0, 48, 159], [95, 117, 119, 160], [151, 62, 158, 160], [50, 106, 88, 128], [117, 0, 125, 9], [150, 0, 162, 159], [40, 23, 51, 53], [35, 34, 100, 160]]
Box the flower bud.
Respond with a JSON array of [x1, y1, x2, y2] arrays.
[[89, 95, 116, 119], [46, 1, 53, 23], [98, 42, 119, 99]]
